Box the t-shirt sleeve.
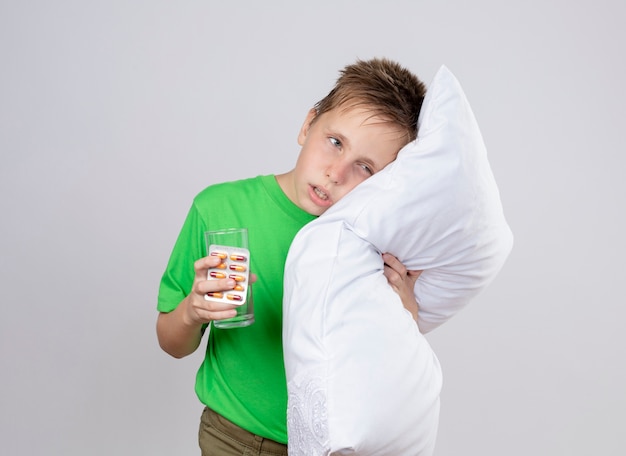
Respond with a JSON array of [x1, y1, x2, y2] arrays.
[[157, 201, 207, 313]]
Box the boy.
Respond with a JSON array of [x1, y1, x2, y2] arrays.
[[157, 58, 426, 455]]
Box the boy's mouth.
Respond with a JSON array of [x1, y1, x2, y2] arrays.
[[309, 184, 333, 208], [313, 186, 329, 201]]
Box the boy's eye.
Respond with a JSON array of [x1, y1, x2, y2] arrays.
[[329, 137, 342, 148], [359, 163, 373, 176]]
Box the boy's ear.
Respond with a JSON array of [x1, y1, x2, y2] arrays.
[[297, 108, 318, 146]]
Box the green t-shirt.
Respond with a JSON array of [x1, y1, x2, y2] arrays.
[[158, 175, 316, 443]]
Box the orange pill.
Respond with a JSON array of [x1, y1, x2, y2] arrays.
[[230, 254, 247, 262], [210, 251, 227, 259], [210, 271, 226, 279], [229, 264, 247, 272], [226, 294, 243, 301], [215, 262, 227, 269], [234, 284, 244, 291], [228, 274, 245, 282], [206, 292, 223, 299]]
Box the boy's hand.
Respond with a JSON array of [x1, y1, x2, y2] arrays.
[[157, 254, 259, 358], [184, 255, 257, 325], [382, 253, 422, 323]]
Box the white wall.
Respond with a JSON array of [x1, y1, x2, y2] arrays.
[[1, 1, 624, 454]]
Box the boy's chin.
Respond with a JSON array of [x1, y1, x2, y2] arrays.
[[305, 204, 330, 217]]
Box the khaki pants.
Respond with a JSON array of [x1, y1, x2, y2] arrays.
[[199, 407, 288, 456]]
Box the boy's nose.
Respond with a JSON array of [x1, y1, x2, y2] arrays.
[[326, 159, 347, 185]]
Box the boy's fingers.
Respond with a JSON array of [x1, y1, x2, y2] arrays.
[[382, 264, 402, 289], [197, 278, 236, 295], [382, 252, 406, 275], [408, 270, 423, 279], [189, 299, 238, 323], [194, 255, 223, 271], [383, 254, 423, 284]]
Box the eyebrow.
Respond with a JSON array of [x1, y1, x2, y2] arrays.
[[368, 156, 387, 174]]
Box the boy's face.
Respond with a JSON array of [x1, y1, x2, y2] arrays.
[[282, 106, 407, 216]]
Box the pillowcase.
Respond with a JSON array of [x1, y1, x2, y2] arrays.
[[283, 65, 513, 455]]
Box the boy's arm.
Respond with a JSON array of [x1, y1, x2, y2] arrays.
[[156, 255, 239, 358], [157, 299, 204, 358], [382, 253, 422, 322]]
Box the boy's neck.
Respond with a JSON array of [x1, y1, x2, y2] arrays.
[[275, 171, 295, 203]]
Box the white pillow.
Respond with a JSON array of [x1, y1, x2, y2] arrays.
[[283, 66, 513, 455]]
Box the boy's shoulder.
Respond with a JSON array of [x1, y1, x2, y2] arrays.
[[196, 175, 266, 195], [193, 175, 273, 206]]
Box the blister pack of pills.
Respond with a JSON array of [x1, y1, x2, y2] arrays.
[[205, 245, 250, 305]]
